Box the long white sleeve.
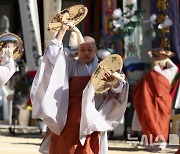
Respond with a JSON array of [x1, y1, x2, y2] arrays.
[[46, 38, 63, 65], [0, 58, 15, 87], [153, 58, 178, 83], [80, 81, 129, 154]]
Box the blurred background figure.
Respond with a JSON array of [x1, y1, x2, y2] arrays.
[[0, 86, 8, 121], [0, 15, 10, 123], [122, 56, 145, 138], [172, 64, 180, 112], [132, 48, 178, 151], [9, 59, 30, 134], [0, 15, 9, 35]]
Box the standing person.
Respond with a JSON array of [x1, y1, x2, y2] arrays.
[[0, 40, 15, 123], [30, 22, 129, 154], [9, 60, 30, 134], [132, 49, 178, 151], [0, 32, 24, 132]]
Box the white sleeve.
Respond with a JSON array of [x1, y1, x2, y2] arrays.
[[0, 58, 15, 87], [45, 38, 64, 65], [153, 58, 178, 83], [110, 81, 124, 93], [44, 38, 76, 78]]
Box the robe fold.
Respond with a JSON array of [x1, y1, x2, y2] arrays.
[[133, 70, 172, 142]]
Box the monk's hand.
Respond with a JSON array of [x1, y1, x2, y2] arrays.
[[102, 71, 126, 88], [113, 72, 126, 84], [64, 22, 84, 44], [101, 71, 119, 88], [60, 23, 70, 32], [64, 21, 77, 32], [0, 47, 14, 65]]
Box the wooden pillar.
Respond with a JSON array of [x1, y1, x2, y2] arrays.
[[94, 0, 101, 44], [82, 0, 91, 36]]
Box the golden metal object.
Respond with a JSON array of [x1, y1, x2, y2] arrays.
[[0, 32, 24, 60], [148, 48, 175, 59], [91, 54, 123, 94], [156, 0, 167, 11], [48, 5, 88, 32]]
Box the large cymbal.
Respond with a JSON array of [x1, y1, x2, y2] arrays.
[[48, 5, 88, 32], [0, 32, 24, 61], [148, 48, 175, 59], [91, 54, 123, 94]]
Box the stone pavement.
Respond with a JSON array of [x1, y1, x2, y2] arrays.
[[0, 129, 178, 154]]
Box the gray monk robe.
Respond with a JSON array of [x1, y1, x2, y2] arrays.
[[30, 38, 129, 154]]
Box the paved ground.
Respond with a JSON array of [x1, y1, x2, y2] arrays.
[[0, 128, 179, 154]]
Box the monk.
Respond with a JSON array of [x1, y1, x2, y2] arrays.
[[30, 23, 129, 154], [132, 50, 178, 151]]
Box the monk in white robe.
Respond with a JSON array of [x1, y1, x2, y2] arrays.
[[30, 23, 129, 154]]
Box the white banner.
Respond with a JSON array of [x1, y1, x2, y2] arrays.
[[44, 0, 62, 49], [123, 0, 142, 58], [18, 0, 42, 71]]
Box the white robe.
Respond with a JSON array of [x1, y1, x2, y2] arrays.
[[0, 86, 8, 120], [30, 38, 129, 154], [0, 58, 15, 87]]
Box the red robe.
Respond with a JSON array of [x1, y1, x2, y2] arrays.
[[49, 76, 99, 154], [175, 147, 180, 154], [133, 70, 172, 142]]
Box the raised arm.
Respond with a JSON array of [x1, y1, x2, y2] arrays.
[[55, 24, 69, 42], [153, 58, 178, 83], [46, 24, 69, 65]]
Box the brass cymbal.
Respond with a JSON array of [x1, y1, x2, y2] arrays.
[[91, 54, 123, 94], [148, 48, 175, 59], [0, 32, 24, 61], [48, 5, 88, 32]]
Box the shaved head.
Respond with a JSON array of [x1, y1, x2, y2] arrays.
[[78, 36, 97, 64], [79, 36, 96, 47], [83, 36, 96, 44]]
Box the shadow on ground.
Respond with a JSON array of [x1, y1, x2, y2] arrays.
[[108, 146, 143, 151], [12, 142, 40, 146]]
